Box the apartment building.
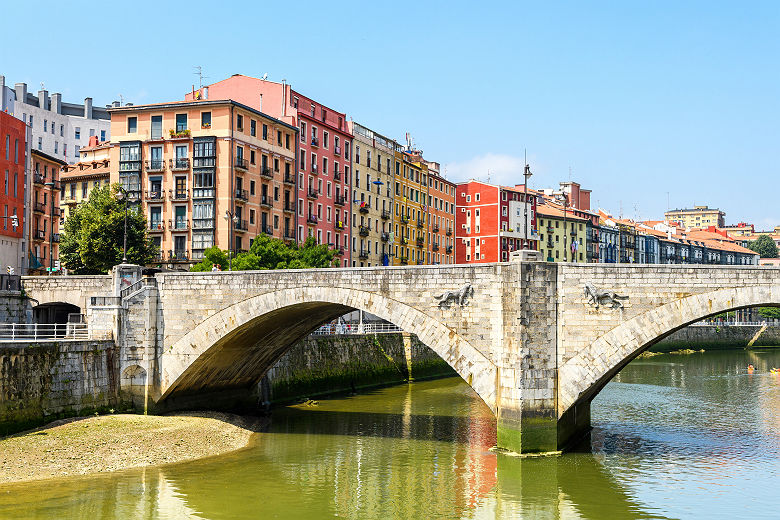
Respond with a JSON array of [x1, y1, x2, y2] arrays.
[[60, 137, 111, 221], [425, 161, 456, 264], [536, 199, 588, 263], [0, 111, 26, 273], [108, 99, 297, 268], [392, 150, 429, 265], [185, 75, 353, 266], [349, 122, 397, 266], [29, 149, 65, 273], [0, 76, 110, 164], [455, 180, 538, 264], [664, 205, 725, 229]]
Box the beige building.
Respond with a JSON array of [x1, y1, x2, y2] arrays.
[[664, 205, 725, 229], [349, 122, 397, 266], [60, 138, 111, 221]]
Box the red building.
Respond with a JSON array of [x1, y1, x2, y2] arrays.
[[455, 180, 537, 264], [0, 111, 26, 272], [185, 75, 353, 266], [29, 149, 65, 273]]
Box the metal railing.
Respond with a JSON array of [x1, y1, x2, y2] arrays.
[[0, 322, 110, 341], [311, 322, 403, 335], [90, 296, 121, 307], [120, 277, 158, 299], [690, 321, 771, 327]]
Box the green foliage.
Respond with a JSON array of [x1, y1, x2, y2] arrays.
[[59, 185, 158, 274], [758, 307, 780, 320], [189, 235, 337, 271], [747, 234, 778, 258]]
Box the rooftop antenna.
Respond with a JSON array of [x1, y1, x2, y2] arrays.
[[194, 66, 208, 89], [262, 73, 268, 81], [568, 165, 572, 181], [118, 94, 124, 106], [666, 191, 670, 211], [486, 169, 491, 184], [619, 200, 623, 219], [40, 82, 45, 91]]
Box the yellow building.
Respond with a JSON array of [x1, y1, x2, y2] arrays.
[[536, 200, 588, 263], [60, 140, 111, 221], [392, 149, 428, 265], [664, 205, 725, 229]]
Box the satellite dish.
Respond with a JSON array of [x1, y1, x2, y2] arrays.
[[262, 73, 268, 80]]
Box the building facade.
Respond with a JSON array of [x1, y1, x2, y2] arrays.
[[425, 161, 456, 264], [349, 122, 397, 266], [59, 137, 111, 221], [0, 76, 110, 164], [108, 99, 297, 268], [29, 149, 65, 273], [0, 111, 26, 273], [392, 151, 429, 265], [664, 205, 726, 229], [536, 199, 588, 263]]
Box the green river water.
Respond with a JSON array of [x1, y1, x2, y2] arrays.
[[1, 349, 778, 519]]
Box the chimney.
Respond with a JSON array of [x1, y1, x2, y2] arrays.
[[14, 83, 27, 105], [88, 135, 99, 147], [84, 97, 93, 119], [38, 89, 49, 111], [51, 93, 62, 114], [0, 75, 5, 112], [112, 101, 121, 108]]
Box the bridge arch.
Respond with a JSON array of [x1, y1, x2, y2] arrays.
[[159, 286, 498, 412], [559, 284, 780, 415]]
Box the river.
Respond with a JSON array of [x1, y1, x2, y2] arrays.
[[1, 349, 778, 519]]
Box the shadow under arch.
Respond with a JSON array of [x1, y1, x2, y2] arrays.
[[159, 286, 497, 413], [560, 284, 780, 416]]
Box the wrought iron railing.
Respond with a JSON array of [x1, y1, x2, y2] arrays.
[[0, 322, 110, 341]]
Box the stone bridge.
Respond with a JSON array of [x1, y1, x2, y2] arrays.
[[22, 262, 780, 454]]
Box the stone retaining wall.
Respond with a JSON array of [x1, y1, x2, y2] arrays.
[[654, 325, 780, 351], [0, 340, 122, 435]]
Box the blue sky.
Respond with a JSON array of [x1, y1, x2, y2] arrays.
[[2, 1, 778, 227]]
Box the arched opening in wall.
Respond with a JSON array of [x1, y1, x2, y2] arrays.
[[159, 295, 496, 417], [32, 302, 80, 325]]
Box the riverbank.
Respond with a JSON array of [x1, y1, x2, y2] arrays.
[[0, 412, 265, 484]]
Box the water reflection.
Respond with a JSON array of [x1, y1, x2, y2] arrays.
[[1, 349, 778, 519]]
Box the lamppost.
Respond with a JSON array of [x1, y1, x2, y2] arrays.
[[114, 186, 129, 263], [523, 161, 532, 249], [44, 180, 56, 273], [224, 210, 239, 271]]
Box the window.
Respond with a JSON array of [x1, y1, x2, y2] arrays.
[[60, 124, 63, 137], [175, 114, 187, 132], [250, 119, 256, 136], [44, 119, 48, 132], [201, 112, 211, 128], [250, 150, 256, 165], [100, 130, 106, 141], [323, 131, 329, 148], [285, 133, 290, 149], [151, 115, 162, 139], [277, 130, 282, 146], [127, 117, 137, 133], [236, 114, 244, 131]]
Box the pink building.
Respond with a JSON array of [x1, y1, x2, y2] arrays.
[[186, 75, 352, 265]]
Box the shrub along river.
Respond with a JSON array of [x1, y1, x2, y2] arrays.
[[1, 348, 778, 519]]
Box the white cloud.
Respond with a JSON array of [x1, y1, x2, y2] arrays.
[[442, 153, 528, 187]]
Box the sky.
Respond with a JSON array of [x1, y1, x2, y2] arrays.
[[2, 1, 778, 227]]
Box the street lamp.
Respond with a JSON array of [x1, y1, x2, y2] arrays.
[[523, 161, 532, 250], [224, 210, 239, 271], [114, 187, 129, 263]]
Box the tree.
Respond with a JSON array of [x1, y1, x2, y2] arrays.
[[59, 185, 158, 274], [747, 234, 778, 258], [758, 307, 780, 321], [190, 235, 337, 271]]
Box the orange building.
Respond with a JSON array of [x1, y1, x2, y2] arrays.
[[425, 161, 456, 264], [108, 99, 297, 267], [29, 149, 65, 272]]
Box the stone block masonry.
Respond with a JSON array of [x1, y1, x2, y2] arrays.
[[0, 340, 123, 435]]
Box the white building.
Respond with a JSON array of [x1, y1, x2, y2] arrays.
[[0, 75, 111, 164]]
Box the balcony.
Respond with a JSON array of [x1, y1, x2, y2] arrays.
[[235, 157, 248, 170], [261, 166, 273, 179], [149, 221, 165, 232], [169, 250, 189, 262], [446, 246, 453, 254], [334, 195, 346, 206], [284, 229, 295, 240], [399, 256, 408, 265], [359, 249, 369, 260], [432, 243, 440, 251], [283, 173, 295, 186], [334, 247, 344, 256], [145, 190, 165, 202], [169, 158, 190, 171], [416, 218, 424, 228], [400, 237, 408, 245], [235, 188, 248, 201], [145, 160, 165, 172], [234, 219, 248, 231], [169, 219, 189, 231], [416, 237, 424, 247], [52, 207, 61, 217], [260, 195, 272, 208], [381, 232, 389, 242], [333, 169, 341, 181], [446, 228, 452, 236], [311, 137, 319, 147], [152, 250, 165, 262], [359, 225, 370, 237], [33, 201, 46, 214], [335, 221, 345, 230], [283, 202, 295, 213], [51, 233, 60, 243], [169, 189, 189, 202], [263, 225, 274, 236], [401, 215, 410, 225], [33, 229, 45, 241], [432, 225, 440, 233], [33, 172, 45, 185], [311, 164, 319, 175], [307, 188, 319, 199], [358, 203, 369, 214], [334, 145, 341, 155], [307, 214, 318, 225], [381, 210, 391, 220]]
